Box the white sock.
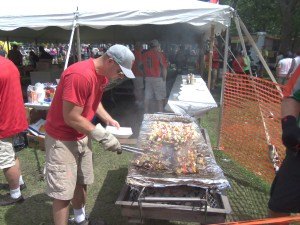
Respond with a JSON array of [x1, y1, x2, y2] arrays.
[[10, 187, 21, 199], [74, 206, 86, 223], [19, 175, 24, 185]]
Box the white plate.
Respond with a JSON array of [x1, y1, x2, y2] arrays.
[[106, 126, 133, 138]]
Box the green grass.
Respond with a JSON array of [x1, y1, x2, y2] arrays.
[[0, 104, 271, 224], [200, 106, 271, 222]]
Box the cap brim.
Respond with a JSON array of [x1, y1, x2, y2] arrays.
[[119, 65, 135, 79]]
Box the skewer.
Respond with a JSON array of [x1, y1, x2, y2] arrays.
[[121, 145, 145, 155], [122, 145, 144, 151]]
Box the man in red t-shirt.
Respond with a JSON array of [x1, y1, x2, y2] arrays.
[[0, 56, 28, 206], [132, 42, 144, 108], [211, 46, 220, 90], [233, 51, 246, 74], [45, 44, 135, 225], [143, 39, 168, 112]]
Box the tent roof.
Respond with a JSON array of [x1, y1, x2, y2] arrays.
[[0, 0, 233, 43]]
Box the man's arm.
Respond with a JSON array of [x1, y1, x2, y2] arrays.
[[63, 100, 95, 134], [95, 102, 120, 128], [63, 100, 121, 152], [281, 97, 300, 118]]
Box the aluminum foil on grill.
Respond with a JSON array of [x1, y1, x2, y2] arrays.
[[126, 114, 230, 192]]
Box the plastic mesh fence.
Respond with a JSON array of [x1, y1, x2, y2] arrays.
[[219, 73, 284, 183], [214, 215, 300, 224]]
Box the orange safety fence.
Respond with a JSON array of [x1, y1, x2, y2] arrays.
[[219, 73, 284, 183], [214, 215, 300, 225]]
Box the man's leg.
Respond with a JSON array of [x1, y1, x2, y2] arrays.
[[13, 157, 25, 188], [72, 184, 87, 208], [144, 99, 150, 113], [3, 164, 20, 190], [71, 184, 87, 223], [212, 69, 217, 89], [53, 199, 70, 225], [157, 100, 164, 112]]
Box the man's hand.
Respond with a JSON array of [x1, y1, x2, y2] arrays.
[[107, 118, 120, 129], [90, 124, 122, 154], [100, 132, 122, 154], [282, 115, 300, 150]]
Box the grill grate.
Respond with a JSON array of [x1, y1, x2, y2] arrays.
[[128, 186, 223, 209]]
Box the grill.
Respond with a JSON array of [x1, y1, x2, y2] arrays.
[[116, 114, 231, 224], [116, 184, 231, 224]]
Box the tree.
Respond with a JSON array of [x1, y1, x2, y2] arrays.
[[220, 0, 300, 52], [278, 0, 300, 52]]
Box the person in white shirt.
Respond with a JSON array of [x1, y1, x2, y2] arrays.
[[276, 52, 293, 85], [287, 51, 300, 79]]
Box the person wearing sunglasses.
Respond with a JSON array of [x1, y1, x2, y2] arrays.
[[44, 44, 135, 225]]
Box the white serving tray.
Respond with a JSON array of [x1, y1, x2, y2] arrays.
[[106, 126, 133, 138]]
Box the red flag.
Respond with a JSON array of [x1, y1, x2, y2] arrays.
[[210, 0, 219, 3]]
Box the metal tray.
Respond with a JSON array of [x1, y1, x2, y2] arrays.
[[126, 114, 230, 191]]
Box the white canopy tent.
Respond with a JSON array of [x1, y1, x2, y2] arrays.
[[1, 0, 238, 147], [0, 0, 233, 42]]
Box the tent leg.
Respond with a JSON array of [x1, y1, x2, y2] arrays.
[[217, 26, 229, 150], [64, 17, 77, 70], [237, 15, 278, 85], [207, 24, 215, 90], [234, 15, 253, 76], [76, 25, 82, 62]]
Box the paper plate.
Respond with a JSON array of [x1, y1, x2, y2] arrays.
[[106, 126, 133, 138]]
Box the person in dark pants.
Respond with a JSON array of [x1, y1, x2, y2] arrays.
[[268, 65, 300, 217]]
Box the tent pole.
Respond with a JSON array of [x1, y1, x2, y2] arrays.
[[237, 15, 277, 84], [234, 15, 253, 76], [76, 25, 82, 61], [64, 13, 78, 70], [6, 37, 10, 51], [217, 26, 229, 150], [207, 24, 215, 90]]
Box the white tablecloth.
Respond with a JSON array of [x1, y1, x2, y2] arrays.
[[165, 75, 217, 118], [25, 102, 50, 110]]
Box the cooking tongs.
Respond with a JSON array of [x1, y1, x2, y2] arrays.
[[121, 145, 145, 155]]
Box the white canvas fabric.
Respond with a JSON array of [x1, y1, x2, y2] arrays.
[[0, 0, 233, 42]]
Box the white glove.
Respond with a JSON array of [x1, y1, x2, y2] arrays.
[[90, 124, 122, 154]]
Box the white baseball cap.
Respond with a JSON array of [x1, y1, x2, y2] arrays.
[[106, 44, 135, 79]]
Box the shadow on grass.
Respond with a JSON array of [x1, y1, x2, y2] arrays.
[[89, 168, 186, 225], [5, 193, 53, 225]]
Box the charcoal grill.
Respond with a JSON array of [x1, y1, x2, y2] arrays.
[[116, 184, 231, 224], [116, 114, 231, 224]]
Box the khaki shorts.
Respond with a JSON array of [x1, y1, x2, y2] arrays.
[[45, 134, 94, 200], [0, 138, 15, 169], [145, 77, 166, 100]]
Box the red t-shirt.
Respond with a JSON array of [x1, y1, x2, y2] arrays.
[[143, 49, 168, 77], [212, 49, 220, 69], [204, 50, 220, 69], [0, 56, 28, 138], [233, 57, 246, 74], [45, 59, 108, 141]]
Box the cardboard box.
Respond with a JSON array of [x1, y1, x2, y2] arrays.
[[25, 107, 47, 124], [27, 134, 45, 151]]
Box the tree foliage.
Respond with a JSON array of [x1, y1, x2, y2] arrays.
[[220, 0, 300, 51]]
